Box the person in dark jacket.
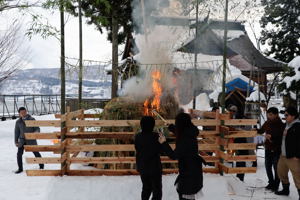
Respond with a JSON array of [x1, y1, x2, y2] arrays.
[[257, 107, 285, 191], [135, 116, 163, 200], [14, 107, 44, 174], [275, 107, 300, 200], [158, 113, 205, 200]]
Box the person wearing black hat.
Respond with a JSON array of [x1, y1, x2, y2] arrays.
[[275, 107, 300, 200], [14, 107, 44, 174], [135, 116, 163, 200]]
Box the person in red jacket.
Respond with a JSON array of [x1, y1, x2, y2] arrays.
[[257, 107, 285, 191]]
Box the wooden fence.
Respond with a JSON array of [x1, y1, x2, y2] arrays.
[[24, 109, 258, 176]]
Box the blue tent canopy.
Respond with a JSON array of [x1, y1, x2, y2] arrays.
[[225, 77, 254, 93]]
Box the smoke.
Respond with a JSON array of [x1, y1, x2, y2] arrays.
[[120, 0, 187, 101]]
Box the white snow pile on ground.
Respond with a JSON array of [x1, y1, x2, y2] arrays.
[[283, 56, 300, 88], [0, 114, 299, 200], [246, 90, 266, 102]]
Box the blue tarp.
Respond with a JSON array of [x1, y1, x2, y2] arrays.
[[226, 78, 254, 93]]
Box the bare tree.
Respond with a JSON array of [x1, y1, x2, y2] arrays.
[[0, 0, 40, 12], [0, 21, 27, 84]]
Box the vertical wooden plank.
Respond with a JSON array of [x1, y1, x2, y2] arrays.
[[215, 109, 222, 174]]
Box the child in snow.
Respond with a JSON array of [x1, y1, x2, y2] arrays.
[[135, 116, 163, 200]]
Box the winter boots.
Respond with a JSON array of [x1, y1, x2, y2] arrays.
[[14, 169, 23, 174], [275, 183, 290, 196]]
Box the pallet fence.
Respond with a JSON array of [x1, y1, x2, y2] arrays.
[[24, 109, 258, 176]]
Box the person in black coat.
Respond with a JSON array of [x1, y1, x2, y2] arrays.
[[135, 116, 163, 200], [14, 107, 44, 174], [158, 113, 205, 200]]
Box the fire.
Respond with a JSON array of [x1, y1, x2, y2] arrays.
[[144, 70, 163, 116], [52, 139, 60, 144]]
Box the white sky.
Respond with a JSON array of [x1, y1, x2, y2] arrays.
[[0, 1, 265, 70], [0, 7, 112, 69]]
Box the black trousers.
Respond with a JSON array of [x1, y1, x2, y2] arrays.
[[17, 146, 42, 170], [265, 149, 280, 187], [140, 173, 162, 200]]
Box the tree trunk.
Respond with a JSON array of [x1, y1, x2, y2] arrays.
[[59, 0, 66, 175], [60, 1, 65, 115], [78, 0, 83, 108], [111, 10, 119, 98]]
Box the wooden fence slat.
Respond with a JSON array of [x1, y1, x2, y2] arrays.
[[25, 120, 61, 127], [226, 143, 257, 150], [26, 170, 62, 176], [224, 131, 257, 138], [69, 156, 219, 164], [224, 119, 258, 126], [24, 145, 61, 152], [67, 119, 220, 128], [25, 132, 60, 139], [67, 144, 220, 152], [26, 157, 62, 164]]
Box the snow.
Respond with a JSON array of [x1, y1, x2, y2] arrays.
[[0, 114, 299, 200], [282, 56, 300, 89], [246, 90, 266, 102], [181, 93, 211, 112]]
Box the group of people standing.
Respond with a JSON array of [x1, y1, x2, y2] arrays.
[[135, 106, 300, 200], [258, 106, 300, 199], [13, 105, 300, 199], [135, 113, 204, 200]]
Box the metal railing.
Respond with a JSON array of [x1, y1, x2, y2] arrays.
[[0, 95, 61, 119]]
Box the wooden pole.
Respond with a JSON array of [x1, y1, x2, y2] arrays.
[[78, 0, 83, 109], [192, 0, 199, 109], [59, 0, 66, 176], [221, 0, 229, 113]]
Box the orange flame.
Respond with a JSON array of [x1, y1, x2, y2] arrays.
[[144, 70, 162, 116], [52, 139, 60, 144]]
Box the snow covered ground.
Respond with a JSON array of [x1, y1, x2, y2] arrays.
[[0, 115, 298, 200]]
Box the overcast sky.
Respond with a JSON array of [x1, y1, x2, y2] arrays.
[[0, 7, 113, 69], [0, 1, 264, 70]]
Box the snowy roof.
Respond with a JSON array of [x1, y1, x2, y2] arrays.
[[177, 21, 286, 73]]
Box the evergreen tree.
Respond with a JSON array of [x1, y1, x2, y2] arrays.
[[260, 0, 300, 63]]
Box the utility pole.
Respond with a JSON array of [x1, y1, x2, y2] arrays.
[[78, 0, 83, 109], [221, 0, 229, 113], [193, 0, 199, 109]]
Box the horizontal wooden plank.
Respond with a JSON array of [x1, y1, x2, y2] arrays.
[[224, 131, 257, 138], [26, 157, 63, 164], [227, 167, 257, 174], [26, 168, 220, 176], [26, 170, 62, 176], [25, 120, 61, 127], [226, 143, 257, 150], [25, 132, 60, 139], [66, 131, 135, 139], [24, 145, 61, 152], [56, 113, 100, 119], [224, 119, 258, 126], [67, 144, 219, 152], [67, 119, 220, 128], [70, 156, 219, 164]]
